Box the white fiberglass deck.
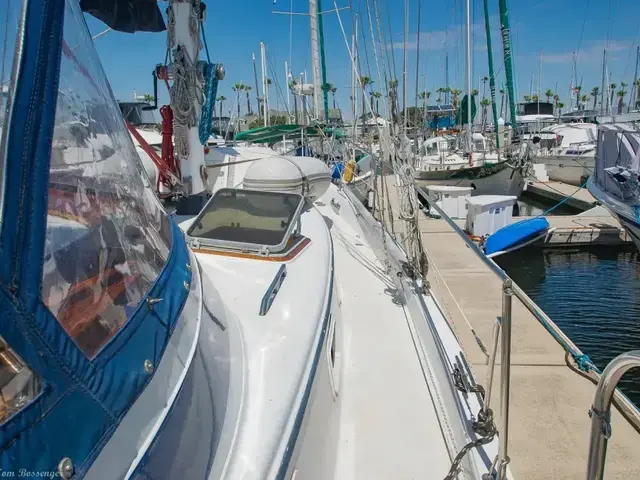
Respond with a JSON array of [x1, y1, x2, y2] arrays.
[[314, 189, 484, 479]]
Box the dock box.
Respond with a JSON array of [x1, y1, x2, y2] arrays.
[[465, 195, 518, 237], [424, 185, 474, 219]]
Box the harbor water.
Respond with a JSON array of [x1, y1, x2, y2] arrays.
[[496, 246, 640, 407]]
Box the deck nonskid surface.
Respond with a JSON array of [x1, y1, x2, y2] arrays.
[[322, 205, 452, 479]]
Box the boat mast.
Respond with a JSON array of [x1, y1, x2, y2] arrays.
[[402, 0, 409, 140], [498, 0, 517, 130], [630, 46, 639, 112], [252, 53, 261, 117], [600, 49, 607, 115], [413, 0, 423, 154], [537, 49, 542, 115], [169, 0, 206, 194], [445, 53, 450, 104], [352, 19, 358, 143], [261, 42, 269, 126], [310, 0, 322, 120], [482, 0, 500, 150], [317, 0, 330, 122], [285, 60, 290, 114], [465, 0, 472, 151]]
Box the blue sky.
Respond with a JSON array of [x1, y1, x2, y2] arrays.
[[87, 0, 640, 120]]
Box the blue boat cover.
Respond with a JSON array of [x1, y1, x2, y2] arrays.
[[484, 217, 550, 255]]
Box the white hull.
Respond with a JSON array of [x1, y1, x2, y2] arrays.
[[619, 216, 640, 251], [587, 176, 640, 251], [345, 170, 374, 205], [537, 155, 594, 186], [416, 163, 527, 197]]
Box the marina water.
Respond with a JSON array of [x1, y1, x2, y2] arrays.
[[496, 246, 640, 408]]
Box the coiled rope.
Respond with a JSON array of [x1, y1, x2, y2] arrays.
[[170, 47, 204, 160], [167, 0, 204, 160]]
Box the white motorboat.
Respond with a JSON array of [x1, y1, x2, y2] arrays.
[[534, 123, 597, 186], [587, 123, 640, 250], [0, 1, 506, 478], [415, 134, 528, 196]]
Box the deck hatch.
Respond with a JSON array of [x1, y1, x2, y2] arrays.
[[187, 188, 306, 256]]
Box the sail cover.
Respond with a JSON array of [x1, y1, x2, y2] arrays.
[[80, 0, 166, 33]]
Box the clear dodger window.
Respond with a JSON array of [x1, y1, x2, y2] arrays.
[[0, 0, 26, 224], [42, 0, 172, 359], [0, 337, 41, 424], [0, 0, 43, 425]]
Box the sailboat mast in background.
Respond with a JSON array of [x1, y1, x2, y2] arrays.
[[309, 0, 323, 120], [465, 0, 472, 150]]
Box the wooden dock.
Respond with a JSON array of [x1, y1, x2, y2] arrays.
[[525, 180, 596, 211], [378, 175, 640, 479], [433, 207, 631, 247]]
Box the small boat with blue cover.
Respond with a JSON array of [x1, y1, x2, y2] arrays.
[[484, 217, 551, 258]]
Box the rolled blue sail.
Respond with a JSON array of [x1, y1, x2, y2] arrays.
[[199, 62, 219, 145], [331, 162, 344, 180], [484, 217, 550, 256]]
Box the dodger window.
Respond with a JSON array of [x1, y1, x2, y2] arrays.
[[0, 337, 41, 424], [187, 188, 305, 255]]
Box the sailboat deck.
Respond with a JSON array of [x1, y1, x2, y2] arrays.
[[315, 197, 453, 479], [379, 175, 640, 479]]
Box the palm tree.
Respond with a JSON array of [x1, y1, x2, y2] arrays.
[[590, 87, 599, 110], [359, 76, 373, 126], [545, 89, 554, 103], [580, 94, 588, 109], [244, 85, 253, 115], [322, 82, 334, 112], [388, 79, 399, 123], [217, 95, 226, 118], [418, 91, 430, 126], [609, 83, 617, 113], [450, 88, 462, 108], [371, 91, 382, 116], [617, 83, 627, 115], [480, 98, 491, 131], [524, 95, 531, 102], [557, 102, 565, 115], [531, 94, 539, 103], [442, 86, 451, 106], [553, 94, 560, 112], [232, 83, 244, 117], [142, 94, 155, 103], [472, 89, 479, 96], [574, 85, 582, 108], [482, 77, 489, 97]]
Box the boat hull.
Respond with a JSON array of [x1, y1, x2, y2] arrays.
[[537, 155, 594, 186], [346, 171, 374, 205], [587, 176, 640, 251], [415, 161, 527, 197], [617, 214, 640, 251]]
